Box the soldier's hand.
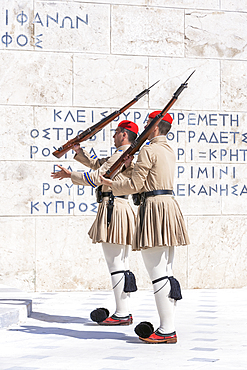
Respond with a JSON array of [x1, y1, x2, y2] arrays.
[[124, 155, 134, 168], [73, 144, 81, 154], [51, 165, 72, 180], [100, 175, 112, 187]]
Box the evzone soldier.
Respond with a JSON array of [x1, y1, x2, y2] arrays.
[[51, 120, 139, 326], [101, 111, 190, 343]]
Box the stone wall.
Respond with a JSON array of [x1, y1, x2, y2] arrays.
[[0, 0, 247, 291]]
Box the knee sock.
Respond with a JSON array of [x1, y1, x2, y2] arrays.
[[102, 243, 130, 317], [152, 276, 176, 333], [141, 246, 176, 334]]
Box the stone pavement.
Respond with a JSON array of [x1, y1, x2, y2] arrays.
[[0, 287, 246, 370], [0, 285, 32, 329]]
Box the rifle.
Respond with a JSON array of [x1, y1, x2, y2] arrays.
[[52, 81, 159, 158], [104, 70, 195, 179]]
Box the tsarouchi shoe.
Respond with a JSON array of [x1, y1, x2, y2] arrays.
[[98, 314, 133, 326], [139, 330, 177, 344]]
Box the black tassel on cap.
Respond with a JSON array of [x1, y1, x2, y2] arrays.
[[168, 277, 182, 300], [124, 270, 138, 293], [90, 307, 109, 322], [134, 321, 154, 338]]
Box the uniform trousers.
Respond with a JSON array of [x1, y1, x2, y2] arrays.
[[102, 242, 131, 317], [141, 246, 176, 334]]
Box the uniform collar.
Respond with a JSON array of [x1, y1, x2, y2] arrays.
[[149, 135, 167, 144], [116, 144, 130, 152]]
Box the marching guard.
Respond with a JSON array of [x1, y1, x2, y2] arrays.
[[51, 120, 139, 325], [101, 111, 190, 343]]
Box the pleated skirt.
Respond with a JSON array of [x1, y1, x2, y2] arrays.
[[133, 195, 190, 251], [88, 197, 136, 246]]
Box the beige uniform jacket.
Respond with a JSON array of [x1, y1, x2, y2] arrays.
[[112, 136, 175, 195], [111, 136, 190, 249], [70, 146, 136, 245], [71, 145, 132, 192]]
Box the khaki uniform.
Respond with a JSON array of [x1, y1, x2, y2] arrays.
[[111, 136, 190, 250], [71, 145, 136, 246]]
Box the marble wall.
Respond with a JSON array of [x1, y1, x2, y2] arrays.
[[0, 0, 247, 291]]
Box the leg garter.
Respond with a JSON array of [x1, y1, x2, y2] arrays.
[[152, 276, 182, 300], [111, 270, 137, 293]]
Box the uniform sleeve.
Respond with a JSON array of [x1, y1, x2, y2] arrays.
[[71, 150, 124, 188], [112, 145, 155, 196], [121, 162, 134, 179], [74, 148, 109, 170]]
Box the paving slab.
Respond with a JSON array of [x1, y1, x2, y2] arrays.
[[0, 285, 32, 329], [0, 287, 246, 370]]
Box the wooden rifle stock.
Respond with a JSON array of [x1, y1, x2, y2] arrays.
[[104, 70, 195, 179], [52, 80, 159, 158]]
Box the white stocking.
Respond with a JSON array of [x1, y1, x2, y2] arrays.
[[141, 246, 176, 334], [102, 242, 130, 317]]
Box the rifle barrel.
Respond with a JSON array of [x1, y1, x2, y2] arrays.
[[52, 81, 159, 158], [104, 71, 195, 178]]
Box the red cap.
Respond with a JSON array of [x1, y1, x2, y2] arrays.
[[118, 120, 138, 134], [149, 111, 173, 124]]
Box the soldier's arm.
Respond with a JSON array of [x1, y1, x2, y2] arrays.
[[74, 147, 109, 170], [71, 150, 123, 188], [111, 146, 154, 195], [121, 162, 134, 179]]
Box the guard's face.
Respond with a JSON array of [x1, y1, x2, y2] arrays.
[[113, 127, 124, 148], [145, 118, 156, 140], [144, 118, 152, 130]]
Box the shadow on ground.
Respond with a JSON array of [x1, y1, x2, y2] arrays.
[[30, 311, 90, 324], [9, 325, 135, 342]]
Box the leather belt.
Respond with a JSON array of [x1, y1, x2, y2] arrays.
[[102, 192, 128, 199], [102, 191, 112, 197], [142, 189, 173, 198]]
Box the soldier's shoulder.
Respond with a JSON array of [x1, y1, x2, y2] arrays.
[[140, 142, 153, 154]]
